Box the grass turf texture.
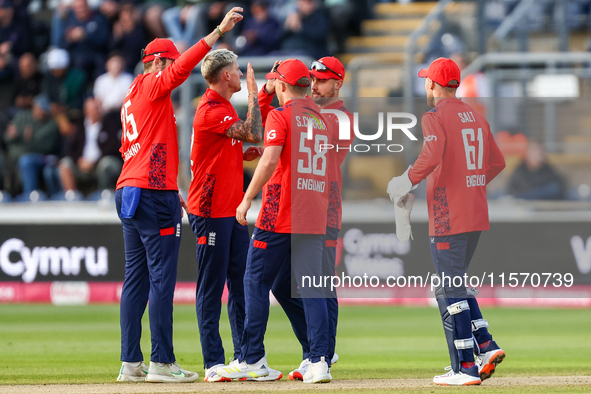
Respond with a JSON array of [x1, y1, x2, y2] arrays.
[[0, 305, 589, 386]]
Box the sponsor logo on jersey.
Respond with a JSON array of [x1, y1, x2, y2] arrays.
[[424, 135, 437, 144], [208, 232, 216, 246]]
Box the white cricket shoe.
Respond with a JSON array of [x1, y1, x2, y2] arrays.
[[204, 363, 232, 382], [433, 366, 481, 386], [302, 356, 332, 384], [216, 355, 270, 380], [331, 353, 339, 365], [289, 358, 311, 381], [244, 366, 283, 381], [117, 361, 148, 382], [476, 341, 506, 381], [145, 361, 199, 383]]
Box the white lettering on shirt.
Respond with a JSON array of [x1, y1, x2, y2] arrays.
[[466, 174, 486, 187]]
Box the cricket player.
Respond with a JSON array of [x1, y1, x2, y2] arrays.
[[215, 59, 336, 384], [387, 57, 506, 386], [286, 56, 352, 380], [114, 8, 243, 383], [186, 49, 270, 382]]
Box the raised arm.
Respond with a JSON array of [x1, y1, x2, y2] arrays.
[[225, 63, 263, 143], [147, 7, 244, 100]]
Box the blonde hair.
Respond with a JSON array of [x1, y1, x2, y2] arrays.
[[201, 49, 238, 84]]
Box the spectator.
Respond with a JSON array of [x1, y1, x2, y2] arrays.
[[8, 94, 62, 197], [235, 0, 281, 56], [161, 0, 205, 53], [325, 0, 355, 54], [0, 0, 31, 58], [12, 52, 42, 111], [451, 52, 490, 116], [42, 48, 87, 111], [93, 52, 134, 113], [143, 0, 176, 39], [109, 2, 146, 73], [59, 0, 110, 79], [59, 97, 122, 193], [281, 0, 329, 59], [507, 141, 566, 200], [162, 1, 241, 53]]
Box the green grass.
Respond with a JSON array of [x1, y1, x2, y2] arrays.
[[0, 305, 590, 385]]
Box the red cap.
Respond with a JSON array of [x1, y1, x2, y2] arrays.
[[309, 57, 344, 81], [142, 38, 181, 63], [418, 57, 461, 88], [266, 59, 310, 87]]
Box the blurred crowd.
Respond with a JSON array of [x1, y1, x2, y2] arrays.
[[0, 0, 370, 202]]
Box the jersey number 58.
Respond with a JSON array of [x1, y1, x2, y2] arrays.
[[297, 132, 328, 176]]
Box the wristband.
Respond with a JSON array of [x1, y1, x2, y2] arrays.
[[216, 26, 224, 37]]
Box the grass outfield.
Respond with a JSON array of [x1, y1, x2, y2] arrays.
[[0, 304, 589, 388]]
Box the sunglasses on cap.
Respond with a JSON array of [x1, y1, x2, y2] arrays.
[[310, 60, 342, 78], [141, 49, 175, 61], [271, 62, 310, 87]]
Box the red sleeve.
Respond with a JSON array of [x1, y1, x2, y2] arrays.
[[258, 84, 275, 126], [485, 126, 506, 184], [204, 104, 239, 135], [264, 109, 287, 147], [408, 112, 446, 185], [145, 39, 211, 101]]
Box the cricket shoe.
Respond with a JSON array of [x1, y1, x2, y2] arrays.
[[433, 366, 481, 386], [117, 361, 148, 382], [204, 363, 231, 382], [302, 356, 332, 384], [476, 341, 506, 381], [145, 361, 199, 383], [331, 353, 339, 365], [243, 367, 283, 381], [216, 355, 270, 380], [289, 358, 311, 381]]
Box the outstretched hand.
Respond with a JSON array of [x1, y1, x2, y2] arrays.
[[219, 7, 244, 34], [246, 63, 258, 95]]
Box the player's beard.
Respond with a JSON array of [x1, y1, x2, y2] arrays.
[[313, 86, 336, 106], [427, 94, 436, 108]]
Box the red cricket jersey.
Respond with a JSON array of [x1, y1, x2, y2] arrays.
[[408, 98, 506, 236], [323, 100, 353, 230], [255, 97, 335, 234], [116, 39, 211, 191], [187, 88, 243, 218]]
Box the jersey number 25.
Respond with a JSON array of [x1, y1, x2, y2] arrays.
[[121, 100, 139, 142]]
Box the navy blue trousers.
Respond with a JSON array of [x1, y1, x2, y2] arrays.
[[240, 228, 329, 364], [322, 226, 339, 361], [271, 254, 310, 360], [429, 231, 491, 362], [272, 226, 339, 363], [189, 214, 247, 368], [116, 188, 181, 363]]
